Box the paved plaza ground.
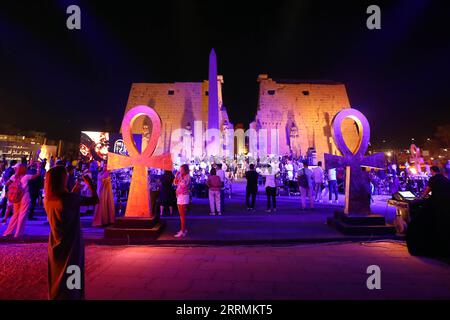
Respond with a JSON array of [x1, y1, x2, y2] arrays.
[[1, 241, 449, 300]]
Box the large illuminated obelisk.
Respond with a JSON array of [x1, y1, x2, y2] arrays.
[[206, 48, 220, 156], [208, 48, 219, 130]]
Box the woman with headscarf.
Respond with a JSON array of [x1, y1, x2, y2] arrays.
[[44, 166, 98, 300]]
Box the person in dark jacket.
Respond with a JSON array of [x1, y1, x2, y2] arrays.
[[159, 170, 175, 216], [245, 164, 258, 210]]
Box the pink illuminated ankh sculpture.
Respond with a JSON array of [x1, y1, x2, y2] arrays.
[[108, 105, 173, 218], [324, 109, 385, 215]]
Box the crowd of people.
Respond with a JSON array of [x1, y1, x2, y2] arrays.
[[2, 155, 450, 240], [0, 156, 115, 239]]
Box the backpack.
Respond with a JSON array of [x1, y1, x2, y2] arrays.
[[298, 169, 309, 188], [7, 177, 24, 203]]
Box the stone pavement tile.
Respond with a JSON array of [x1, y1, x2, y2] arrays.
[[130, 258, 160, 268], [231, 260, 280, 272], [99, 262, 142, 276], [213, 254, 249, 263], [317, 283, 381, 300], [202, 247, 234, 256], [86, 274, 118, 288], [404, 273, 450, 287], [180, 253, 215, 262], [174, 260, 202, 271], [118, 246, 153, 253], [87, 286, 122, 300], [146, 278, 193, 293], [176, 246, 210, 254], [242, 255, 280, 264], [148, 247, 178, 254], [272, 282, 322, 299], [293, 270, 367, 286], [136, 259, 176, 269], [418, 286, 450, 299], [199, 261, 234, 271], [232, 280, 275, 297], [320, 247, 372, 258], [251, 270, 293, 283], [189, 279, 234, 293], [110, 251, 155, 261], [145, 252, 182, 261], [107, 275, 153, 290], [301, 263, 348, 274], [370, 259, 450, 276], [176, 269, 216, 281], [213, 270, 253, 282], [370, 284, 441, 300], [137, 266, 180, 279], [288, 247, 333, 257]]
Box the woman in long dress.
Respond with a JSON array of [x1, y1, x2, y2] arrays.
[[92, 167, 115, 227], [44, 166, 98, 300]]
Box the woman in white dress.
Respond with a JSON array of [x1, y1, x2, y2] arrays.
[[173, 164, 190, 238]]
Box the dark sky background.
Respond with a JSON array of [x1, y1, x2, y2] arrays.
[[0, 0, 449, 148]]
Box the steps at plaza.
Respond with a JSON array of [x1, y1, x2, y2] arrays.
[[327, 211, 396, 236]]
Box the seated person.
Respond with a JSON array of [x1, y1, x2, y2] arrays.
[[406, 166, 450, 257]]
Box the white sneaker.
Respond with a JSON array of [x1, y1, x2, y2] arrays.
[[329, 200, 333, 204], [174, 230, 184, 238]]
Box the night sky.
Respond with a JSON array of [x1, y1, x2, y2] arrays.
[[0, 0, 449, 148]]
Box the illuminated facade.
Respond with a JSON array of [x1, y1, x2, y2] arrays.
[[250, 74, 360, 162]]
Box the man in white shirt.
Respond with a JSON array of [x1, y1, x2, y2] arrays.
[[216, 163, 226, 212], [312, 161, 324, 202], [262, 164, 279, 212], [328, 168, 339, 203], [285, 161, 294, 180]]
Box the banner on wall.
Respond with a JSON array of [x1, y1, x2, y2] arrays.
[[79, 131, 109, 162], [109, 133, 142, 156]]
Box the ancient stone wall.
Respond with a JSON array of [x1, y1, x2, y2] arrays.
[[124, 79, 230, 157], [253, 75, 360, 162]]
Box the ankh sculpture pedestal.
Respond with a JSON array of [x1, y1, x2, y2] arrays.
[[324, 108, 396, 236], [104, 217, 165, 240], [104, 105, 173, 240]]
